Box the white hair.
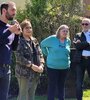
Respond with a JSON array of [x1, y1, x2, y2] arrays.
[[82, 18, 90, 23]]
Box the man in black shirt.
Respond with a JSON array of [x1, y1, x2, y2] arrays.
[[0, 1, 21, 100]]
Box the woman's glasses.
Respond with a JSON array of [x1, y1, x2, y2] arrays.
[[25, 26, 32, 29], [62, 30, 69, 33], [82, 23, 89, 26]]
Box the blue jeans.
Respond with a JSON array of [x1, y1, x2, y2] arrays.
[[47, 67, 68, 100], [0, 66, 11, 100], [76, 58, 90, 100]]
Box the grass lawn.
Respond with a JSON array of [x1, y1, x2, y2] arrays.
[[9, 89, 90, 100], [9, 97, 90, 100], [9, 96, 76, 100], [9, 96, 90, 100]]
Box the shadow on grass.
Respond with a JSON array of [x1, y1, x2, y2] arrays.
[[9, 96, 77, 100], [9, 89, 90, 100]]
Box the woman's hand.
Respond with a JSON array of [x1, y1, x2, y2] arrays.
[[38, 65, 44, 73], [31, 64, 39, 72], [27, 63, 44, 73], [31, 64, 43, 73]]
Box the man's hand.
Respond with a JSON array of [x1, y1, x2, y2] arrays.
[[73, 40, 81, 44], [8, 23, 21, 35]]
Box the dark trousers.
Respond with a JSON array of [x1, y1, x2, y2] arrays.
[[47, 67, 68, 100], [0, 66, 11, 100], [76, 57, 90, 100]]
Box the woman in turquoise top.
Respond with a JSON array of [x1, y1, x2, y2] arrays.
[[41, 25, 71, 100]]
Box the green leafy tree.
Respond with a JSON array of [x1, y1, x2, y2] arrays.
[[16, 0, 82, 44]]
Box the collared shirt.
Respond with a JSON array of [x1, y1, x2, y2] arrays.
[[82, 31, 90, 56]]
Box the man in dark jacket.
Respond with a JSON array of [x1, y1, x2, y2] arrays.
[[0, 1, 21, 100], [73, 18, 90, 100]]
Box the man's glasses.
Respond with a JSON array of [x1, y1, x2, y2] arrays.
[[82, 23, 89, 26]]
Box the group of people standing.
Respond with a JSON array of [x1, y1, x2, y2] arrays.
[[0, 1, 90, 100]]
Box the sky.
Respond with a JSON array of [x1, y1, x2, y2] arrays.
[[0, 0, 27, 9]]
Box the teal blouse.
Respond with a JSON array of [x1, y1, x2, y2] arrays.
[[41, 35, 71, 69]]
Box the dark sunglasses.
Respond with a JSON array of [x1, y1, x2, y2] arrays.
[[82, 23, 89, 26]]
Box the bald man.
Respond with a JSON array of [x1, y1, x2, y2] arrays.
[[0, 1, 21, 100]]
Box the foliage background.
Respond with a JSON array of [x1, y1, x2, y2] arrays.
[[9, 0, 90, 97], [16, 0, 83, 47]]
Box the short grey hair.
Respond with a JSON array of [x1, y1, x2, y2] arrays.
[[82, 18, 90, 23]]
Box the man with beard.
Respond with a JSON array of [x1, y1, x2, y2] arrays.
[[0, 1, 21, 100]]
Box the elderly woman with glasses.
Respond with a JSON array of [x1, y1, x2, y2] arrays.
[[41, 25, 71, 100]]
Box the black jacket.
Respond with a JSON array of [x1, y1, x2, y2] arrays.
[[73, 32, 90, 63], [0, 20, 19, 64], [15, 36, 44, 78], [74, 32, 90, 50]]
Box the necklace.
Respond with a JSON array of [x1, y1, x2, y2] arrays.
[[59, 39, 66, 48]]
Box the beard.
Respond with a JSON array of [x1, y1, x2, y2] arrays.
[[5, 11, 15, 21]]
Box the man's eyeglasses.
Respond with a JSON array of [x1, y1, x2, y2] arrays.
[[82, 23, 89, 26]]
